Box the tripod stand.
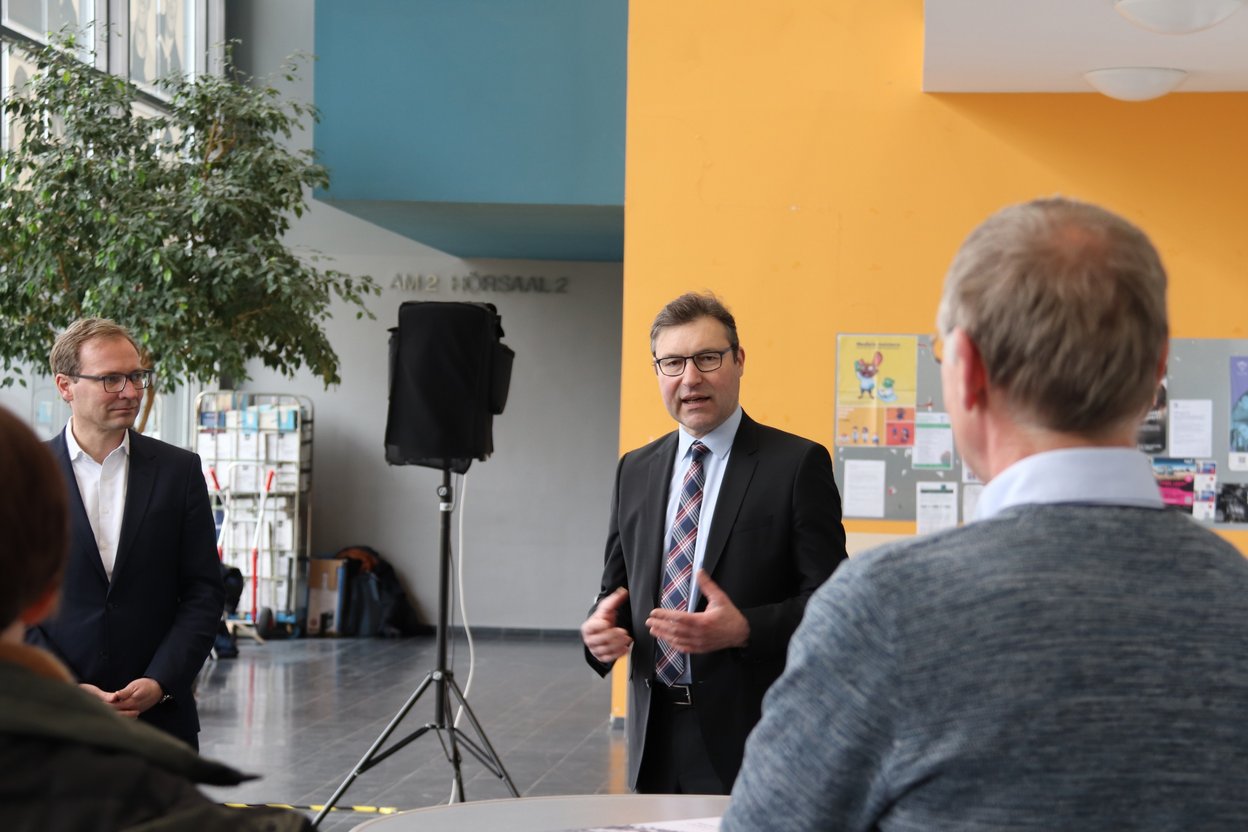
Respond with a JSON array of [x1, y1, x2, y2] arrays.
[[312, 469, 518, 827]]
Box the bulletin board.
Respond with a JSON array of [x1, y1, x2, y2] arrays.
[[832, 335, 1248, 531]]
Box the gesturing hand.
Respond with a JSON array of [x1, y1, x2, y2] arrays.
[[646, 570, 749, 654], [581, 586, 634, 664]]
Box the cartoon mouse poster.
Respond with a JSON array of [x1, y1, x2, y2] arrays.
[[836, 335, 920, 448], [855, 351, 884, 399]]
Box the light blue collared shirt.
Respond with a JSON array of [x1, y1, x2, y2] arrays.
[[664, 406, 743, 683], [975, 446, 1164, 522]]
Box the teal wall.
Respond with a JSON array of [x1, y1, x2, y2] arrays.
[[313, 0, 626, 260]]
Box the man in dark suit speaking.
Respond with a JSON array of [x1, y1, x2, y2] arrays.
[[28, 318, 223, 749], [581, 292, 847, 794]]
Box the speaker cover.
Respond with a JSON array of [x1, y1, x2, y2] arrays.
[[384, 302, 515, 473]]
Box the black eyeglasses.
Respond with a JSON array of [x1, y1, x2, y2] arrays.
[[69, 370, 155, 393], [653, 347, 735, 377]]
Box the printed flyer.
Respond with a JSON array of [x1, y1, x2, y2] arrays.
[[1230, 357, 1248, 471], [836, 335, 918, 448]]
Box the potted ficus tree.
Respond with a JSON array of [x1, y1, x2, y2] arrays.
[[0, 33, 377, 430]]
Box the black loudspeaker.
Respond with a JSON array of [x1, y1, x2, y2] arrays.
[[384, 302, 515, 473]]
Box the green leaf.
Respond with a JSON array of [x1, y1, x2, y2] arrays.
[[0, 35, 378, 392]]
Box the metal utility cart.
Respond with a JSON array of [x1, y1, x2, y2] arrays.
[[193, 391, 313, 636]]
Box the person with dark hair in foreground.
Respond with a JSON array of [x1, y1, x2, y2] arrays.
[[0, 405, 309, 830], [582, 292, 847, 794], [723, 198, 1248, 830]]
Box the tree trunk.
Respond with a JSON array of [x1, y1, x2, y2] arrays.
[[136, 381, 155, 434]]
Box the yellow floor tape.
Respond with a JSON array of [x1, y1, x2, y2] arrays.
[[223, 803, 401, 815]]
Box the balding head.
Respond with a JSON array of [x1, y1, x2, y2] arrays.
[[937, 197, 1168, 438]]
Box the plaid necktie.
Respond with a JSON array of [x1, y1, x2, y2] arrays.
[[655, 440, 710, 686]]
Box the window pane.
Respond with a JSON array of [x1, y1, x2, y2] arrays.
[[4, 0, 93, 56], [130, 0, 195, 85], [5, 0, 44, 31], [5, 0, 87, 35], [47, 0, 82, 33], [2, 47, 38, 152], [130, 0, 157, 83], [163, 0, 189, 78]]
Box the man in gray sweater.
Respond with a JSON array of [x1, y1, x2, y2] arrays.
[[723, 197, 1248, 831]]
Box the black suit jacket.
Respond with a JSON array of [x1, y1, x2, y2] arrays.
[[586, 412, 847, 789], [30, 429, 224, 746]]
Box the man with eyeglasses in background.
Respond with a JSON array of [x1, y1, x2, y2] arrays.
[[581, 292, 847, 794], [27, 318, 223, 749]]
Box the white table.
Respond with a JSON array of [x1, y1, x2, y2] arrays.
[[350, 793, 729, 831]]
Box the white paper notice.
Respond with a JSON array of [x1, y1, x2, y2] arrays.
[[962, 483, 984, 523], [843, 459, 887, 518], [566, 817, 722, 832], [1169, 399, 1213, 459], [913, 412, 954, 470], [917, 481, 958, 535]]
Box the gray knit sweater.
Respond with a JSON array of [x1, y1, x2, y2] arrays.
[[723, 505, 1248, 831]]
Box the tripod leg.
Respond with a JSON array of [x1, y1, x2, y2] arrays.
[[446, 675, 520, 797], [436, 671, 467, 802], [312, 671, 436, 828]]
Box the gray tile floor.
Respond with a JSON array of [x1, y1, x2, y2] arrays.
[[196, 633, 627, 831]]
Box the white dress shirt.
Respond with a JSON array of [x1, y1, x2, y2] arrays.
[[664, 406, 743, 684], [65, 421, 130, 581], [975, 446, 1164, 522]]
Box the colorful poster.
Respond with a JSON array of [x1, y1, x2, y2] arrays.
[[1151, 458, 1216, 516], [836, 335, 918, 447], [1230, 357, 1248, 471]]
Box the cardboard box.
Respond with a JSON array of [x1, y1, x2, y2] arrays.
[[230, 463, 261, 493], [237, 431, 261, 461], [215, 431, 237, 460], [306, 558, 348, 636]]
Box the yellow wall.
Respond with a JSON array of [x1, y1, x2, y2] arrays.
[[622, 0, 1248, 552]]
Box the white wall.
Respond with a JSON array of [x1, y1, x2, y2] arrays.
[[228, 0, 623, 629]]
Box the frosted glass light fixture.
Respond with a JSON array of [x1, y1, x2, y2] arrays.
[[1114, 0, 1245, 34], [1084, 67, 1188, 100]]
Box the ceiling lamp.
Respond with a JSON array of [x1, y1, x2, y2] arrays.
[[1114, 0, 1245, 34], [1084, 67, 1188, 100]]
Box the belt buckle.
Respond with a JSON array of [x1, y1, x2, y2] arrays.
[[668, 684, 692, 707]]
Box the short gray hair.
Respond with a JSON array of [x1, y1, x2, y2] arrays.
[[937, 197, 1168, 436]]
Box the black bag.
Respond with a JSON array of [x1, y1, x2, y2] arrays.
[[222, 565, 245, 615], [332, 546, 428, 637], [347, 571, 384, 637]]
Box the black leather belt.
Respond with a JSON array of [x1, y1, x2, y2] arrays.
[[648, 681, 694, 707]]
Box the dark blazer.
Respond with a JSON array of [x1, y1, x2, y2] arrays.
[[586, 411, 847, 790], [30, 429, 224, 747]]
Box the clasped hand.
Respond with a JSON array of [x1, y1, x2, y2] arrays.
[[79, 677, 163, 717]]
